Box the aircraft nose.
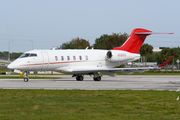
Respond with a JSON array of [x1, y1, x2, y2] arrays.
[[7, 63, 15, 70]]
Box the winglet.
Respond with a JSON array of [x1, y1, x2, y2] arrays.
[[158, 56, 175, 68]]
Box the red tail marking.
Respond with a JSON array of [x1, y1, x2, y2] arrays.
[[158, 56, 175, 68], [113, 28, 152, 53]]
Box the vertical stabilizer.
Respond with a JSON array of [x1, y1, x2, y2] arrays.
[[113, 28, 152, 53]]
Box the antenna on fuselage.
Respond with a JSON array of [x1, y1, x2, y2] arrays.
[[86, 47, 88, 50], [52, 46, 60, 50]]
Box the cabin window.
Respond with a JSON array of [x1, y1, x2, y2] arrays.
[[55, 56, 58, 61], [73, 56, 76, 60], [85, 55, 88, 60], [79, 56, 82, 60], [30, 53, 37, 57], [61, 56, 64, 61], [67, 56, 70, 60]]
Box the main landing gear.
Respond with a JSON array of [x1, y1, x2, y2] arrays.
[[72, 74, 84, 81], [72, 73, 102, 81], [93, 76, 101, 81], [93, 72, 101, 81], [76, 75, 84, 81]]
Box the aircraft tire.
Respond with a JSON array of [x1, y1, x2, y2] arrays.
[[93, 76, 101, 81], [76, 76, 84, 81], [24, 78, 29, 82]]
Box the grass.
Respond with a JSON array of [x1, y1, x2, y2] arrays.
[[0, 61, 9, 64], [0, 90, 180, 120], [0, 66, 10, 72]]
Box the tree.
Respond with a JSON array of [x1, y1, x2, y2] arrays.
[[158, 47, 179, 73], [169, 48, 179, 73], [11, 52, 23, 60], [0, 51, 23, 60], [61, 37, 91, 49], [160, 47, 171, 73], [147, 52, 160, 62], [140, 44, 153, 67], [93, 34, 108, 49], [0, 51, 9, 59], [93, 32, 129, 50], [0, 52, 4, 58]]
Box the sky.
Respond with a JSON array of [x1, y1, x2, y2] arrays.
[[0, 0, 179, 53]]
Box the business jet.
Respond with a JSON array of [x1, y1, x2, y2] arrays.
[[7, 28, 173, 82]]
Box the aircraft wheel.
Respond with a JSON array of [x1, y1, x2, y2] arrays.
[[93, 76, 101, 81], [76, 76, 84, 81], [24, 78, 29, 82]]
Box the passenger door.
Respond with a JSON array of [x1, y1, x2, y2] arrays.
[[41, 52, 49, 70]]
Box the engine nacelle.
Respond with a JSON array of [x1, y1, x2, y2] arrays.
[[106, 50, 140, 62]]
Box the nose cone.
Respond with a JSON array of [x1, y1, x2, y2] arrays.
[[7, 63, 15, 70], [7, 60, 20, 69]]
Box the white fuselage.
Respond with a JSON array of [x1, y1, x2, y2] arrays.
[[8, 49, 140, 74]]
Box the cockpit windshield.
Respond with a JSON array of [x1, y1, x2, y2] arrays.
[[30, 54, 37, 57], [19, 53, 37, 58]]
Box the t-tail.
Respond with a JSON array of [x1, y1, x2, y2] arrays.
[[113, 28, 173, 54]]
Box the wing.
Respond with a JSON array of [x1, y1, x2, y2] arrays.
[[73, 56, 175, 77], [73, 67, 156, 77]]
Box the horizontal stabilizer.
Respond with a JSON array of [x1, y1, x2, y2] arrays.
[[135, 32, 174, 34]]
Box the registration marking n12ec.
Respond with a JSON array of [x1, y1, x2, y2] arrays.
[[118, 54, 126, 57]]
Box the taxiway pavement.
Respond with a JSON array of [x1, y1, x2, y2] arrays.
[[0, 75, 180, 90]]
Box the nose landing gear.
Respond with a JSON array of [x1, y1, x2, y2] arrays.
[[23, 71, 29, 82]]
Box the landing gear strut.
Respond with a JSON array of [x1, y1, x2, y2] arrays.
[[23, 71, 29, 82], [93, 72, 101, 81]]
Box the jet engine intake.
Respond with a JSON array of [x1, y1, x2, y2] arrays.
[[106, 51, 112, 59], [106, 50, 138, 62], [106, 50, 120, 62]]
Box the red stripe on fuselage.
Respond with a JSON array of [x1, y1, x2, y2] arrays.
[[20, 60, 87, 66]]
